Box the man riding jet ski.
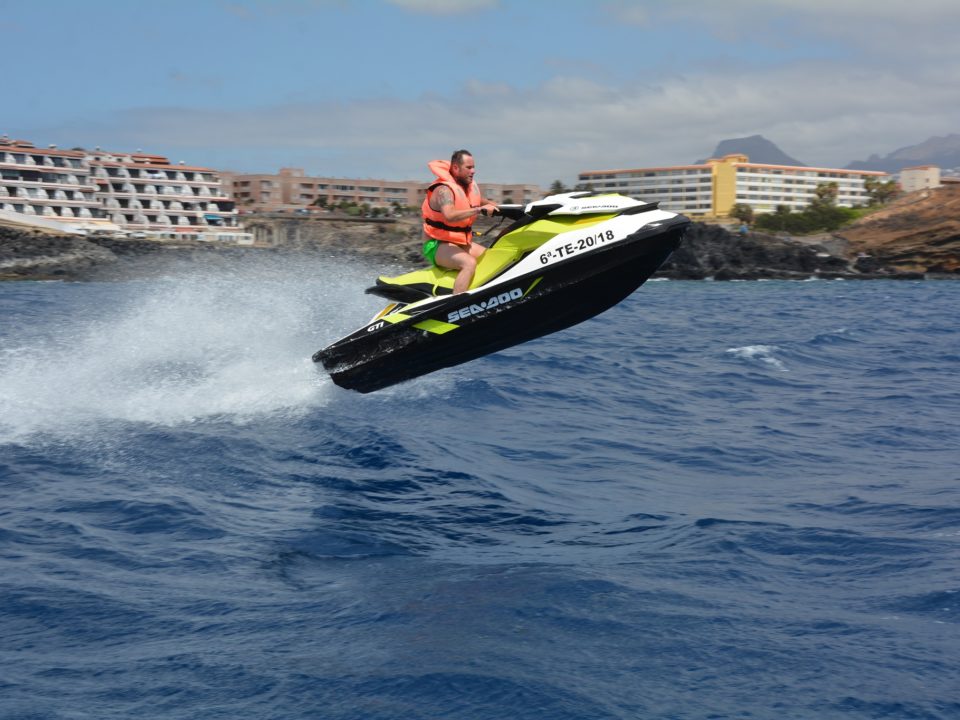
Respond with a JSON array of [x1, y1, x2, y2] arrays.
[[421, 150, 499, 294], [313, 191, 689, 393]]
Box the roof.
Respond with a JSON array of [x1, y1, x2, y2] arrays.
[[580, 164, 711, 175], [734, 162, 889, 176], [581, 158, 890, 178], [89, 159, 217, 173], [0, 140, 86, 158]]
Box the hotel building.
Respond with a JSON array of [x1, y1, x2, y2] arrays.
[[1, 137, 247, 241], [87, 148, 245, 240], [0, 138, 111, 232], [221, 168, 543, 213], [578, 154, 890, 218]]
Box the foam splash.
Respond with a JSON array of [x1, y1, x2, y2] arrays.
[[725, 345, 788, 372], [0, 256, 380, 441]]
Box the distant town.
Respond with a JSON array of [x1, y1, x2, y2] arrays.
[[1, 134, 957, 245]]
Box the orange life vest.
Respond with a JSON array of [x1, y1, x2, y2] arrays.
[[421, 159, 482, 246]]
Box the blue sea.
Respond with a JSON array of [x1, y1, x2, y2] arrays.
[[1, 256, 958, 719]]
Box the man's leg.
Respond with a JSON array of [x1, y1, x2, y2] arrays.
[[435, 242, 485, 294]]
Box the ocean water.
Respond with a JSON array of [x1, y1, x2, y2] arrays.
[[1, 256, 958, 719]]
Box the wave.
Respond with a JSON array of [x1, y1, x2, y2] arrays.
[[725, 344, 788, 371]]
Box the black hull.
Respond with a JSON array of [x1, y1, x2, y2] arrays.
[[316, 221, 686, 392]]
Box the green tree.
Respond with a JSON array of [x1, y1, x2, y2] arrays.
[[755, 205, 791, 232], [755, 199, 857, 234], [549, 180, 569, 195], [730, 203, 754, 224], [864, 177, 899, 205], [773, 204, 792, 218], [811, 182, 839, 208]]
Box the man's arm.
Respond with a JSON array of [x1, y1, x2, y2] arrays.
[[433, 186, 496, 222]]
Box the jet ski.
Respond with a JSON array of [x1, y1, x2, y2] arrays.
[[314, 191, 689, 393]]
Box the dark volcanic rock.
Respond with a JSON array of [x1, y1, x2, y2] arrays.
[[656, 223, 853, 280], [0, 212, 936, 283], [0, 226, 117, 279], [0, 226, 233, 280], [853, 254, 884, 273]]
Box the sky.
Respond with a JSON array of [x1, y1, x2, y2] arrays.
[[4, 0, 959, 186]]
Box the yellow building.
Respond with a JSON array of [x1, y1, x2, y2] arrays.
[[579, 155, 889, 218]]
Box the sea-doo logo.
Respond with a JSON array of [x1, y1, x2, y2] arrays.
[[569, 204, 619, 211], [447, 288, 523, 323]]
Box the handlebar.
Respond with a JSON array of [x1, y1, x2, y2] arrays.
[[492, 204, 526, 220]]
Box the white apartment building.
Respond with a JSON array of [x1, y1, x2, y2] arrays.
[[1, 137, 248, 241], [87, 149, 243, 239], [579, 154, 890, 218], [0, 138, 109, 231], [898, 165, 941, 193]]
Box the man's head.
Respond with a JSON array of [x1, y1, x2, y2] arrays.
[[450, 149, 475, 189]]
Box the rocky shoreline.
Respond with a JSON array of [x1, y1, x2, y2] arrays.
[[0, 215, 949, 283], [656, 223, 928, 281]]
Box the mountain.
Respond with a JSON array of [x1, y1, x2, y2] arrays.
[[696, 135, 806, 166], [846, 134, 960, 173]]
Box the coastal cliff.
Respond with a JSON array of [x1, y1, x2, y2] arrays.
[[835, 184, 960, 274], [0, 219, 422, 281], [0, 228, 117, 280], [656, 224, 857, 280], [0, 226, 215, 280]]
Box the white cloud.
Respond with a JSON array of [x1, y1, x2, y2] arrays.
[[49, 48, 954, 187], [605, 0, 960, 60]]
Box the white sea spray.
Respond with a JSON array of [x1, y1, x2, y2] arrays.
[[0, 256, 379, 440]]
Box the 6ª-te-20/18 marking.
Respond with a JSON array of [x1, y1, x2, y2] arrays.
[[540, 229, 615, 264]]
